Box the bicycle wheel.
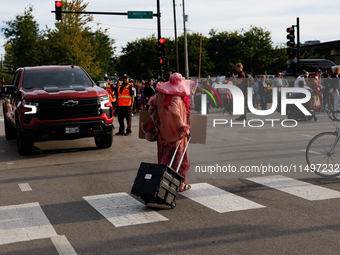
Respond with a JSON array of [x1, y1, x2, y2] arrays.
[[306, 132, 340, 178]]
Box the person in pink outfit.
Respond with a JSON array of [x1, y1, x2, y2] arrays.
[[149, 73, 191, 192]]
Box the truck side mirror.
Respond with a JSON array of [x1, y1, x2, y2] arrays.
[[96, 81, 108, 89], [1, 85, 15, 95]]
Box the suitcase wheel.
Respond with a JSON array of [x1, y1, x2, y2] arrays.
[[171, 202, 176, 209]]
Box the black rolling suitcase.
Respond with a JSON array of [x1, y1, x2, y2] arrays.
[[131, 135, 191, 209]]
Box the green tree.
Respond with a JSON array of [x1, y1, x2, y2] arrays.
[[1, 5, 41, 73], [176, 33, 214, 78], [84, 27, 116, 81], [117, 35, 159, 79], [205, 26, 286, 76], [206, 29, 243, 75], [45, 0, 101, 78]]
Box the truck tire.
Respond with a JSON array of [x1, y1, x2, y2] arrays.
[[4, 115, 16, 140], [94, 132, 113, 149], [16, 121, 34, 155]]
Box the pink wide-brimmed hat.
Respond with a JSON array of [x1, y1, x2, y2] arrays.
[[156, 73, 191, 97]]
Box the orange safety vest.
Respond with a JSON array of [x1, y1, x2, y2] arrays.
[[106, 83, 116, 103], [118, 83, 133, 106]]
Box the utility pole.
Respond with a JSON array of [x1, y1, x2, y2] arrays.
[[173, 0, 179, 73], [198, 34, 202, 78], [297, 17, 300, 74], [183, 0, 189, 79]]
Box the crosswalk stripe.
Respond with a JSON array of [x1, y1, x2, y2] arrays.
[[83, 192, 168, 227], [51, 235, 78, 255], [0, 202, 58, 245], [18, 183, 32, 192], [180, 183, 265, 213], [246, 175, 340, 201]]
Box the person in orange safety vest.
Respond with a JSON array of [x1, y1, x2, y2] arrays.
[[115, 74, 134, 136], [104, 76, 116, 103]]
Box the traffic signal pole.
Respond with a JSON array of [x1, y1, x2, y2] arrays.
[[157, 0, 163, 80]]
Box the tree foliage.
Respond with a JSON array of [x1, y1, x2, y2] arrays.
[[1, 1, 115, 81], [1, 6, 41, 73]]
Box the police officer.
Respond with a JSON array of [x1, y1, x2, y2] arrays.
[[115, 74, 134, 135]]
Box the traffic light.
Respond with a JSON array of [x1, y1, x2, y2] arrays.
[[2, 78, 5, 86], [159, 57, 167, 65], [55, 1, 62, 21], [158, 37, 165, 57], [286, 48, 295, 59], [286, 27, 295, 47]]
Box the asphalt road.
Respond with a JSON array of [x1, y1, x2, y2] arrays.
[[1, 107, 340, 255]]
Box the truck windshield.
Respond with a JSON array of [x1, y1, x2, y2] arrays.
[[23, 69, 93, 89]]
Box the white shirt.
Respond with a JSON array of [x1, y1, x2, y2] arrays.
[[294, 76, 307, 88]]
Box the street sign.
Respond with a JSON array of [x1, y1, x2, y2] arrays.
[[127, 11, 153, 19]]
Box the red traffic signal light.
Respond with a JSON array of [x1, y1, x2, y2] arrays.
[[55, 1, 62, 21], [2, 78, 5, 86], [158, 37, 165, 58], [56, 1, 62, 7], [286, 27, 295, 47]]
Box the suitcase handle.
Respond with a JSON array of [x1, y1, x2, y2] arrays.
[[168, 134, 192, 173]]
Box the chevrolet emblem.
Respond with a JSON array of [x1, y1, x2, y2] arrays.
[[62, 100, 79, 107]]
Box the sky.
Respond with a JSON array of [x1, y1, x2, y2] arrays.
[[1, 0, 340, 59]]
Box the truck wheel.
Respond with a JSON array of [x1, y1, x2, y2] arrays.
[[4, 115, 16, 140], [16, 123, 34, 155], [94, 132, 113, 149]]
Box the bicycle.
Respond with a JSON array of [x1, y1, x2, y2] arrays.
[[306, 108, 340, 178]]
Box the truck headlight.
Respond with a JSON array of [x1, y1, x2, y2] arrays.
[[98, 96, 112, 118], [23, 100, 39, 114]]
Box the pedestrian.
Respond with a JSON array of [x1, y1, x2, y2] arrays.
[[104, 76, 116, 104], [234, 63, 247, 120], [294, 70, 308, 87], [223, 71, 234, 115], [148, 72, 191, 192], [144, 79, 155, 111], [259, 75, 268, 110], [331, 67, 340, 111], [115, 74, 134, 136], [138, 80, 147, 111], [310, 69, 323, 107], [324, 68, 334, 109], [252, 76, 262, 110], [272, 72, 288, 112]]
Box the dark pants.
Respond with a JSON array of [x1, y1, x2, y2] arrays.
[[117, 106, 132, 133]]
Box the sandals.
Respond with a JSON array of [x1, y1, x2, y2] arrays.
[[180, 183, 191, 192]]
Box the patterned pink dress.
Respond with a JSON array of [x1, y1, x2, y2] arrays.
[[149, 93, 190, 184]]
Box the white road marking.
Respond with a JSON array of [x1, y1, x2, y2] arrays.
[[51, 235, 78, 255], [83, 192, 168, 227], [0, 202, 58, 245], [246, 175, 340, 201], [18, 183, 32, 192], [180, 183, 265, 213]]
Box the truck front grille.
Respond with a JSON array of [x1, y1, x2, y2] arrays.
[[36, 98, 101, 120]]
